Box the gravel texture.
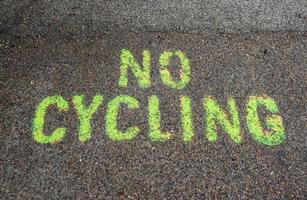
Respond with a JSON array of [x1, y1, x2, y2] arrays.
[[1, 1, 306, 199], [0, 0, 306, 37], [1, 32, 306, 199]]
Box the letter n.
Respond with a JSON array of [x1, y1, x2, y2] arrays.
[[118, 49, 151, 88], [203, 96, 242, 144]]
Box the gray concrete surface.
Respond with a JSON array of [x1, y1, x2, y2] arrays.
[[0, 0, 306, 37]]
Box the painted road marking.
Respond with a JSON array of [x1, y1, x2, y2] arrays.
[[32, 49, 286, 146]]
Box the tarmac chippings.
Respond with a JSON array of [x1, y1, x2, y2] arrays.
[[1, 32, 306, 199]]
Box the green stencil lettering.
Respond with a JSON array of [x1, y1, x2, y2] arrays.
[[159, 50, 190, 90], [148, 95, 171, 141], [72, 95, 104, 142], [32, 96, 69, 144], [118, 49, 151, 88], [105, 95, 140, 141], [180, 96, 194, 142], [203, 96, 241, 144], [246, 96, 286, 146]]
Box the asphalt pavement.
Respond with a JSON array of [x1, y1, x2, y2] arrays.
[[1, 0, 306, 37], [1, 1, 306, 199]]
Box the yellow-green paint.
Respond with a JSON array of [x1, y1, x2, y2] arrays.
[[246, 96, 285, 146], [32, 95, 69, 144], [118, 49, 151, 88], [105, 95, 140, 141], [180, 96, 194, 142], [148, 95, 171, 141], [203, 96, 242, 144], [31, 47, 287, 147], [72, 95, 103, 142], [159, 50, 190, 90]]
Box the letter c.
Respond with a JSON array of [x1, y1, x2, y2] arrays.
[[32, 95, 69, 144]]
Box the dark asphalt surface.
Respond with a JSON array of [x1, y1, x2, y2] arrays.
[[1, 32, 306, 199], [1, 1, 307, 199], [1, 0, 306, 37]]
